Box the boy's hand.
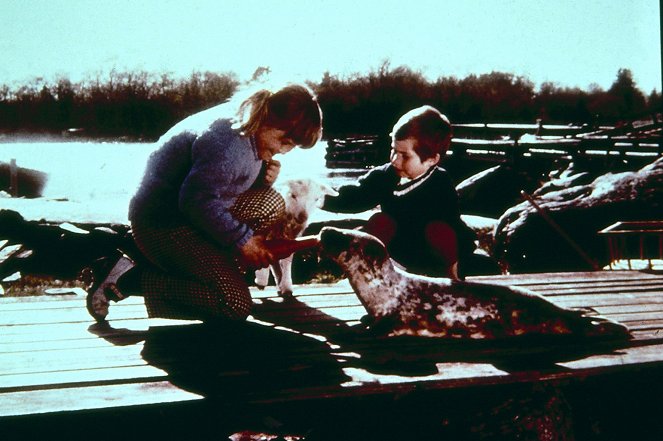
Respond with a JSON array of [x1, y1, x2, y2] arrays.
[[263, 159, 281, 186], [448, 262, 461, 281]]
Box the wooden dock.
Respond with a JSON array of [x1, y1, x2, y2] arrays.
[[2, 270, 663, 439]]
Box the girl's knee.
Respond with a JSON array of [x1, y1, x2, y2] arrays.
[[262, 190, 286, 228], [206, 278, 252, 320], [233, 188, 285, 233], [222, 292, 252, 320]]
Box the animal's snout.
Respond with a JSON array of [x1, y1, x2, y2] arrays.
[[587, 318, 631, 339], [319, 227, 352, 257]]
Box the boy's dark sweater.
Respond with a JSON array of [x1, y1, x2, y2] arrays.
[[323, 163, 476, 275]]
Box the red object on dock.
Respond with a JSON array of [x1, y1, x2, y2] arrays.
[[263, 235, 320, 260]]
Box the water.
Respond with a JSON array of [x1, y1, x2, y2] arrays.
[[1, 141, 154, 201], [0, 140, 364, 223]]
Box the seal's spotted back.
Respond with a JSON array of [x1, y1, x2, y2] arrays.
[[320, 226, 630, 340]]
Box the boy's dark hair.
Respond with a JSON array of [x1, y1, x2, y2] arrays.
[[391, 105, 453, 160]]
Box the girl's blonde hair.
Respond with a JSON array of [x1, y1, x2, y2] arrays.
[[237, 84, 323, 148]]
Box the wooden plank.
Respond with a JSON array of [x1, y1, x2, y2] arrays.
[[7, 287, 661, 329], [255, 292, 358, 308], [558, 342, 663, 370], [252, 283, 355, 298], [1, 317, 200, 342], [0, 329, 347, 377], [607, 311, 663, 323], [244, 342, 663, 405], [0, 344, 147, 376], [0, 302, 150, 326], [513, 278, 663, 291], [630, 329, 663, 340], [0, 296, 663, 336], [4, 317, 646, 395], [0, 291, 113, 310], [592, 303, 663, 315], [4, 336, 643, 411], [4, 274, 662, 342], [2, 269, 663, 425], [0, 318, 653, 373], [0, 284, 348, 309], [0, 333, 147, 354], [267, 289, 663, 312], [0, 365, 167, 391], [0, 319, 152, 354], [0, 381, 201, 417], [0, 272, 653, 312], [469, 270, 660, 286], [552, 292, 663, 308], [522, 283, 663, 297], [615, 318, 663, 329], [517, 284, 663, 297], [0, 244, 22, 264]]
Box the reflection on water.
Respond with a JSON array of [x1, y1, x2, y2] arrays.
[[0, 139, 364, 209]]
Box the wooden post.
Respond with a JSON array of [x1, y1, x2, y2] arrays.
[[9, 158, 18, 197]]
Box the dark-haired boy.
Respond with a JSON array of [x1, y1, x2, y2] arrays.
[[323, 105, 475, 279]]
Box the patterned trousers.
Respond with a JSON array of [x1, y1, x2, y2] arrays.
[[131, 187, 284, 321]]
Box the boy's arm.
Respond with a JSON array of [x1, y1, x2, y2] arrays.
[[323, 166, 388, 213]]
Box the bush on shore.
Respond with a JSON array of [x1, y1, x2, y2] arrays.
[[0, 64, 658, 141]]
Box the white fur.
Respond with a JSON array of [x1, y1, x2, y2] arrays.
[[254, 178, 338, 294]]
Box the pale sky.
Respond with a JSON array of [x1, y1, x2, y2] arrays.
[[1, 0, 661, 93]]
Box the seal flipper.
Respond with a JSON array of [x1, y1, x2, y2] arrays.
[[578, 314, 631, 340], [361, 313, 401, 336]]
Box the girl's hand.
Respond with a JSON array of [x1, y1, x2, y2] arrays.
[[239, 235, 274, 269], [263, 159, 281, 186]]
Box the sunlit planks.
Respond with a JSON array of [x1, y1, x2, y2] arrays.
[[1, 269, 663, 424]]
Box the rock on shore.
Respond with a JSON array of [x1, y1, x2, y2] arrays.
[[493, 157, 663, 273]]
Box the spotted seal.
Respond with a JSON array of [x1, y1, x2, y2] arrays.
[[320, 226, 630, 339]]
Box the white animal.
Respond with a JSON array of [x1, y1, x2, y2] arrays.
[[255, 178, 338, 295]]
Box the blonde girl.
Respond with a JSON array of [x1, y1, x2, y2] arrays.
[[86, 84, 323, 322]]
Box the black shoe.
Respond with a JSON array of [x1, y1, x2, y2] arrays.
[[81, 252, 136, 322]]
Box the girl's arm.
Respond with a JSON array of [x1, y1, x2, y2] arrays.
[[179, 133, 260, 248]]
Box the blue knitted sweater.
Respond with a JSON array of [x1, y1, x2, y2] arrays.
[[129, 111, 263, 248]]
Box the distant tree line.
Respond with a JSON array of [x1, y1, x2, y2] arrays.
[[0, 70, 240, 139], [315, 63, 660, 137], [0, 63, 660, 140]]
